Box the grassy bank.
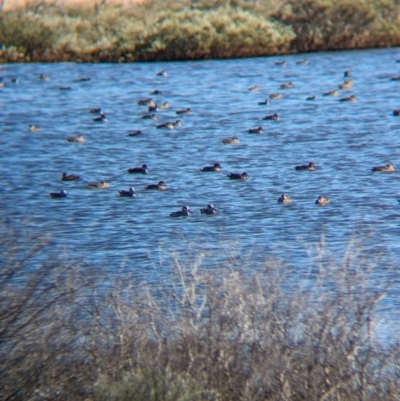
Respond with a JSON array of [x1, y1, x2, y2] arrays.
[[1, 226, 400, 400], [0, 0, 400, 62]]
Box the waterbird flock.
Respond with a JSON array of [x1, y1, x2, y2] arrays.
[[3, 58, 399, 218]]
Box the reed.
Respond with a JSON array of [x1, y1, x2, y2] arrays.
[[1, 225, 399, 400]]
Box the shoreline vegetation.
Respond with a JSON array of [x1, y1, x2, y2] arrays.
[[1, 227, 400, 400], [1, 0, 400, 62]]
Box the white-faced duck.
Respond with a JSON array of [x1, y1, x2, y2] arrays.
[[119, 187, 137, 197], [201, 162, 222, 172], [86, 181, 110, 189], [248, 126, 263, 134], [296, 59, 309, 65], [142, 114, 157, 120], [306, 95, 316, 101], [67, 135, 85, 143], [371, 162, 395, 172], [227, 172, 249, 180], [170, 206, 192, 217], [275, 60, 287, 66], [150, 90, 162, 95], [339, 95, 356, 102], [295, 162, 316, 171], [138, 98, 155, 106], [61, 172, 80, 181], [221, 137, 239, 144], [90, 108, 101, 114], [249, 85, 259, 91], [263, 113, 279, 121], [159, 102, 170, 109], [49, 189, 67, 198], [157, 120, 181, 129], [176, 108, 191, 115], [29, 124, 40, 131], [280, 82, 293, 89], [127, 164, 149, 174], [278, 193, 292, 203], [315, 195, 330, 205], [269, 93, 282, 99], [338, 79, 353, 89], [200, 204, 218, 215], [323, 89, 339, 96], [258, 99, 270, 105], [145, 181, 167, 190], [157, 70, 168, 77], [126, 130, 143, 136], [93, 112, 107, 122]]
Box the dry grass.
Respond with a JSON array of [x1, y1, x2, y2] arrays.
[[1, 224, 399, 401]]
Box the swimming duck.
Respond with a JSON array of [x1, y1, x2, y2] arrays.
[[10, 77, 18, 83], [306, 95, 316, 101], [248, 126, 263, 134], [150, 89, 162, 95], [137, 98, 155, 106], [393, 110, 400, 116], [59, 86, 71, 90], [227, 172, 249, 180], [176, 108, 191, 115], [269, 93, 282, 99], [263, 113, 280, 121], [49, 189, 67, 198], [145, 181, 167, 190], [29, 124, 40, 131], [315, 195, 330, 205], [67, 135, 85, 143], [201, 162, 222, 172], [86, 181, 110, 189], [156, 120, 181, 129], [170, 206, 192, 217], [249, 85, 259, 91], [323, 89, 339, 96], [39, 74, 51, 81], [339, 79, 353, 89], [221, 137, 239, 144], [90, 108, 101, 114], [127, 164, 149, 174], [275, 60, 287, 66], [200, 204, 218, 215], [61, 172, 80, 181], [296, 59, 309, 65], [126, 130, 143, 136], [339, 95, 356, 102], [142, 114, 157, 120], [371, 162, 395, 172], [295, 162, 316, 171], [148, 104, 158, 112], [119, 187, 136, 197], [157, 70, 168, 77], [93, 112, 107, 122], [158, 102, 171, 109], [344, 70, 351, 77], [278, 193, 292, 203], [258, 99, 270, 105], [280, 82, 294, 89]]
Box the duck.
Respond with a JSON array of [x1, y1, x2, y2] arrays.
[[93, 112, 107, 122], [119, 187, 136, 197], [393, 110, 400, 116], [142, 114, 157, 120], [248, 126, 263, 134], [296, 59, 309, 65], [280, 81, 293, 89], [344, 70, 351, 77], [157, 70, 168, 77], [126, 130, 143, 136], [249, 85, 259, 91], [148, 104, 158, 112], [156, 120, 181, 129], [127, 164, 149, 174], [137, 98, 155, 106], [150, 89, 162, 95], [89, 108, 101, 114], [201, 162, 222, 172], [258, 99, 270, 105], [61, 172, 80, 181], [49, 189, 67, 198], [269, 93, 282, 99], [67, 135, 85, 143], [295, 162, 316, 171], [278, 193, 292, 203], [59, 86, 71, 90], [306, 95, 316, 101], [371, 162, 395, 172], [339, 95, 356, 102], [227, 172, 249, 180], [263, 113, 280, 121], [145, 181, 167, 190], [176, 108, 191, 115], [339, 79, 353, 89], [86, 181, 110, 189], [323, 89, 339, 96], [39, 74, 51, 81], [29, 124, 40, 131], [275, 60, 287, 66], [76, 77, 91, 82], [315, 195, 330, 205], [200, 204, 218, 215], [158, 101, 171, 109], [221, 137, 239, 144], [170, 206, 192, 217]]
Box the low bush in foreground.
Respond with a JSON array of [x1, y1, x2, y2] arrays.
[[1, 0, 400, 62], [1, 226, 399, 400]]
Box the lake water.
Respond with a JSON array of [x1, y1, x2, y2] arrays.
[[1, 48, 400, 299]]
